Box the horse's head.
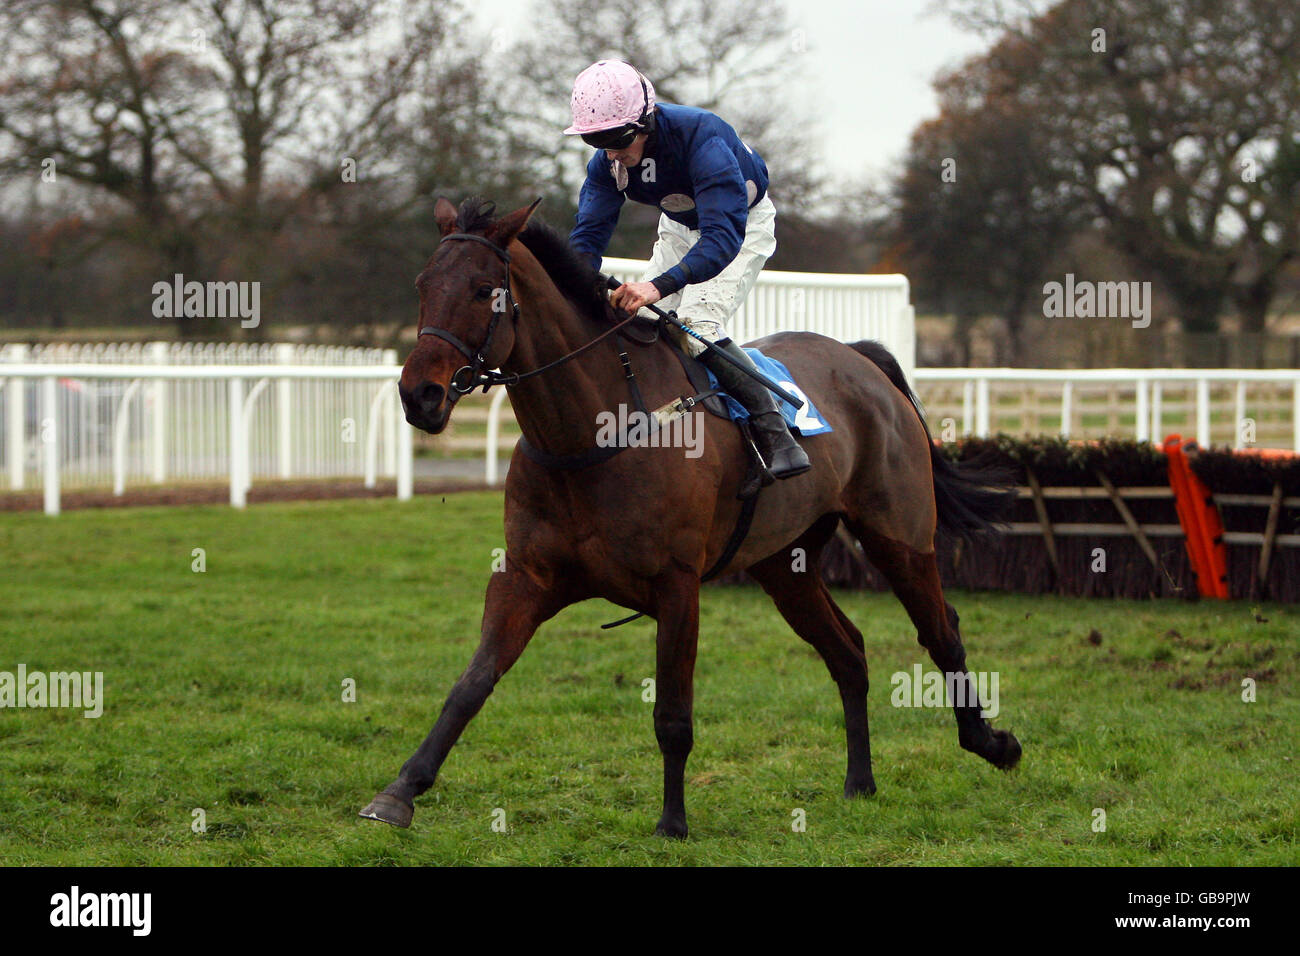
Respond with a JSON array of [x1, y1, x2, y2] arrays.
[[400, 196, 541, 433]]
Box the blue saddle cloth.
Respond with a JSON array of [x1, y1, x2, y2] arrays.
[[702, 347, 833, 436]]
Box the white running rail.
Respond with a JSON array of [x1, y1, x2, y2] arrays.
[[603, 258, 915, 379], [4, 267, 917, 506], [15, 292, 1294, 515], [912, 368, 1300, 450], [1, 347, 408, 515]]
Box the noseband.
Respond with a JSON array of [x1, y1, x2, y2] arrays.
[[417, 231, 639, 395]]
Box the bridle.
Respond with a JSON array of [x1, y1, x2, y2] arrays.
[[418, 231, 639, 395], [418, 233, 520, 395]]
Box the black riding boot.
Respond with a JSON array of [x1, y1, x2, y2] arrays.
[[699, 339, 811, 479]]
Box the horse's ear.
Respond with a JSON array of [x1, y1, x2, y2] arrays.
[[434, 197, 458, 237], [487, 197, 543, 247]]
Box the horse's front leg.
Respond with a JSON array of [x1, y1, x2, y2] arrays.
[[651, 561, 701, 838], [360, 566, 566, 828]]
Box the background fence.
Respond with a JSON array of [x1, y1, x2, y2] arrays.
[[913, 369, 1300, 450], [8, 264, 1300, 514], [2, 261, 917, 510], [1, 342, 401, 502], [461, 367, 1300, 485]]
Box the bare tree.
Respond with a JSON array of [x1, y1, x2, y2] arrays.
[[0, 0, 493, 335], [941, 0, 1300, 355], [893, 50, 1086, 364]]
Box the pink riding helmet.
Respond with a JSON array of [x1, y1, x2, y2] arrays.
[[563, 60, 656, 135]]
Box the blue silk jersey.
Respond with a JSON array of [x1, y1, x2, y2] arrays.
[[568, 103, 770, 294]]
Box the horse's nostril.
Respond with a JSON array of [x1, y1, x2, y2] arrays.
[[413, 382, 445, 412]]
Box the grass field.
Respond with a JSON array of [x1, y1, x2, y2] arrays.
[[0, 492, 1296, 866]]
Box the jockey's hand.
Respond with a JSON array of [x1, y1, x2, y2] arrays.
[[610, 281, 661, 314]]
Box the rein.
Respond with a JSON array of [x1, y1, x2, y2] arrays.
[[419, 232, 639, 395]]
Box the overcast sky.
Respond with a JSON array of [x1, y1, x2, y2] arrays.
[[472, 0, 990, 184]]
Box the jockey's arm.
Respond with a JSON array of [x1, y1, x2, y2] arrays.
[[647, 137, 748, 300], [569, 153, 626, 271]]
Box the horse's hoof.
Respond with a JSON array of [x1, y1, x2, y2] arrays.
[[844, 779, 877, 798], [654, 818, 689, 839], [359, 792, 414, 828], [991, 729, 1022, 770]]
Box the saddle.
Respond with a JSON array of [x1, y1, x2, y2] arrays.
[[620, 312, 774, 500]]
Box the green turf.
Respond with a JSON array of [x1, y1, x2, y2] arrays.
[[0, 493, 1295, 865]]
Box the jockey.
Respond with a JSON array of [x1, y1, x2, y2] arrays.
[[563, 59, 811, 479]]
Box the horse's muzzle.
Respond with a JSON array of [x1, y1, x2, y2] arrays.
[[399, 381, 452, 434]]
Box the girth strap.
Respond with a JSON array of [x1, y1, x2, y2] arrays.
[[702, 491, 761, 582]]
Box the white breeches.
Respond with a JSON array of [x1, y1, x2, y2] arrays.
[[637, 195, 777, 356]]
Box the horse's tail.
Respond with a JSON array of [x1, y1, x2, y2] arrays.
[[847, 340, 1016, 540]]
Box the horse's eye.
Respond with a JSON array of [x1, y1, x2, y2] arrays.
[[475, 284, 494, 301]]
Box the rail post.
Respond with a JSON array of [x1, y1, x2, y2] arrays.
[[486, 387, 509, 486], [1196, 377, 1211, 447], [1135, 377, 1149, 442], [3, 343, 27, 491], [383, 349, 398, 478], [275, 342, 294, 478], [397, 413, 412, 501], [976, 377, 991, 437], [229, 377, 246, 508], [147, 342, 169, 482], [42, 375, 59, 515]]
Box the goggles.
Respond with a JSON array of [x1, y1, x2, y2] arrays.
[[580, 124, 641, 151]]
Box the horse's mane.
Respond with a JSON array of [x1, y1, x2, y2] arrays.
[[454, 196, 611, 326]]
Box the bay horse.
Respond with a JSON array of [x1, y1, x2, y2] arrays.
[[361, 196, 1021, 837]]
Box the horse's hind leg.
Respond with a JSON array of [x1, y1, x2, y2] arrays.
[[651, 560, 701, 838], [850, 522, 1021, 770], [749, 516, 876, 797]]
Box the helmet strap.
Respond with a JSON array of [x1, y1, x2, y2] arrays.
[[634, 73, 653, 131]]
